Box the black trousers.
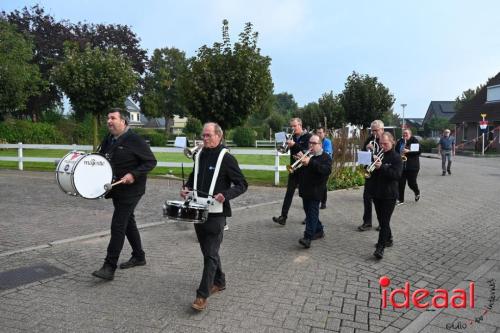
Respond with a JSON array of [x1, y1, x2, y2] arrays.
[[321, 187, 327, 206], [398, 170, 420, 202], [362, 186, 373, 225], [105, 196, 145, 269], [373, 198, 396, 247], [194, 215, 226, 298], [281, 174, 299, 217]]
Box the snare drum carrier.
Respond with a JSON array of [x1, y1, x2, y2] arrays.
[[190, 147, 229, 213]]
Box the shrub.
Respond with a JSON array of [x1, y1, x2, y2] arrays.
[[0, 119, 65, 143], [183, 117, 203, 137], [133, 128, 167, 146], [419, 138, 438, 153], [328, 166, 365, 190], [231, 126, 256, 147]]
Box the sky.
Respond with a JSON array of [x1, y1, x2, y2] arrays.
[[2, 0, 500, 118]]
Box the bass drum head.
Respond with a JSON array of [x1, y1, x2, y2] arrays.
[[56, 151, 86, 195], [73, 154, 113, 199]]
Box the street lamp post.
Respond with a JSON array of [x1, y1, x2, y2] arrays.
[[400, 103, 407, 130]]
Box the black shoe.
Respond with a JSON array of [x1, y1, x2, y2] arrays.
[[320, 203, 326, 209], [312, 231, 325, 240], [374, 238, 393, 247], [375, 226, 381, 231], [373, 246, 384, 259], [299, 237, 311, 248], [272, 216, 287, 225], [447, 170, 451, 175], [92, 264, 115, 280], [119, 257, 146, 269], [358, 224, 372, 231], [301, 219, 306, 225], [415, 194, 420, 202], [442, 171, 446, 176]]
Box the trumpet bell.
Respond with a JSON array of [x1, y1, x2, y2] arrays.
[[184, 145, 202, 159], [401, 155, 407, 162], [286, 164, 294, 173]]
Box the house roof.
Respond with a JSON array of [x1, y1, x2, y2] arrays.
[[450, 72, 500, 123], [125, 98, 140, 112], [423, 101, 456, 123]]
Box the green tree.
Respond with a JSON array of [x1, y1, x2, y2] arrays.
[[186, 20, 274, 130], [318, 91, 345, 129], [140, 47, 189, 135], [424, 116, 450, 136], [339, 71, 395, 129], [266, 111, 286, 132], [274, 92, 298, 117], [52, 43, 138, 148], [183, 117, 203, 138], [0, 20, 45, 117], [455, 86, 483, 112], [296, 102, 322, 130]]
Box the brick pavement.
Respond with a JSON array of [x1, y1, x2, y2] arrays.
[[0, 155, 499, 332]]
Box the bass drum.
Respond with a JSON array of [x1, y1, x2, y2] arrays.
[[56, 151, 113, 199]]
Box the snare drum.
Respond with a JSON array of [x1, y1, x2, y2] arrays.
[[163, 200, 208, 223], [56, 151, 113, 199]]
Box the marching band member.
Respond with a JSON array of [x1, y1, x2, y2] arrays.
[[272, 118, 311, 226], [92, 108, 157, 281], [395, 129, 421, 205], [366, 132, 402, 259], [316, 127, 333, 209], [180, 122, 247, 311], [358, 120, 384, 232], [297, 135, 332, 248]]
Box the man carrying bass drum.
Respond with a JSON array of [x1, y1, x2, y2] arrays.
[[92, 108, 157, 281]]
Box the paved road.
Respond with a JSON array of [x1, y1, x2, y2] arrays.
[[0, 155, 499, 332]]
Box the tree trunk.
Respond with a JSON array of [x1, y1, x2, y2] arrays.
[[93, 114, 99, 151], [164, 116, 171, 137]]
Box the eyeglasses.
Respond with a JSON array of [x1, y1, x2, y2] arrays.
[[309, 142, 321, 145], [202, 134, 213, 138]]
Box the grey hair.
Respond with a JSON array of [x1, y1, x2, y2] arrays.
[[370, 120, 384, 129], [381, 131, 395, 144], [204, 122, 223, 137], [290, 118, 302, 126]]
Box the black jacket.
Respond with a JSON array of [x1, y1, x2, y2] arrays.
[[98, 129, 157, 200], [365, 149, 402, 200], [395, 136, 420, 171], [186, 144, 248, 217], [289, 131, 312, 164], [298, 152, 332, 201], [362, 134, 380, 153]]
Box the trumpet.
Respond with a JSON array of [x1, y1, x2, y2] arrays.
[[364, 150, 384, 179], [277, 131, 293, 154], [184, 144, 203, 159], [367, 135, 380, 154], [400, 140, 408, 162], [286, 150, 313, 173]]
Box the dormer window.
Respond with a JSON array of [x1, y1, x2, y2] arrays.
[[486, 84, 500, 103]]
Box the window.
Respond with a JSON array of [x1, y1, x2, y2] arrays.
[[486, 85, 500, 103]]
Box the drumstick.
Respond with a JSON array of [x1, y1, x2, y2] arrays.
[[103, 179, 125, 191]]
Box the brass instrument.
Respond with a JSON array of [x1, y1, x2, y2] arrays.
[[400, 140, 408, 162], [184, 144, 203, 159], [368, 135, 380, 153], [364, 150, 384, 179], [286, 149, 313, 173], [277, 131, 293, 154]]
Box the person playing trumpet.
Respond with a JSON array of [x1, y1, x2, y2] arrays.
[[395, 129, 421, 205], [367, 132, 402, 259], [297, 135, 332, 248], [272, 118, 311, 226], [358, 120, 384, 232]]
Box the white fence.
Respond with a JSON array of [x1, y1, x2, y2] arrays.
[[0, 143, 290, 185]]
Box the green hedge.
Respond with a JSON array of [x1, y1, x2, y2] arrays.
[[419, 138, 438, 153], [231, 127, 256, 147], [133, 128, 167, 146], [0, 120, 65, 144]]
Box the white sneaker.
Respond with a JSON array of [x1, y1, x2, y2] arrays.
[[224, 224, 229, 231], [396, 201, 405, 206]]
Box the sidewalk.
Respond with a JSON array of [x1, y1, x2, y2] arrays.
[[0, 156, 499, 332]]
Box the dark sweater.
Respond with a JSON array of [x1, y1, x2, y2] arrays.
[[298, 152, 332, 201], [365, 149, 402, 200], [98, 129, 157, 200], [186, 144, 248, 217], [395, 136, 421, 171]]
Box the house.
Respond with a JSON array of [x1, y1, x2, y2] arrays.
[[124, 98, 188, 134], [422, 101, 457, 137], [402, 118, 424, 131], [450, 72, 500, 151]]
